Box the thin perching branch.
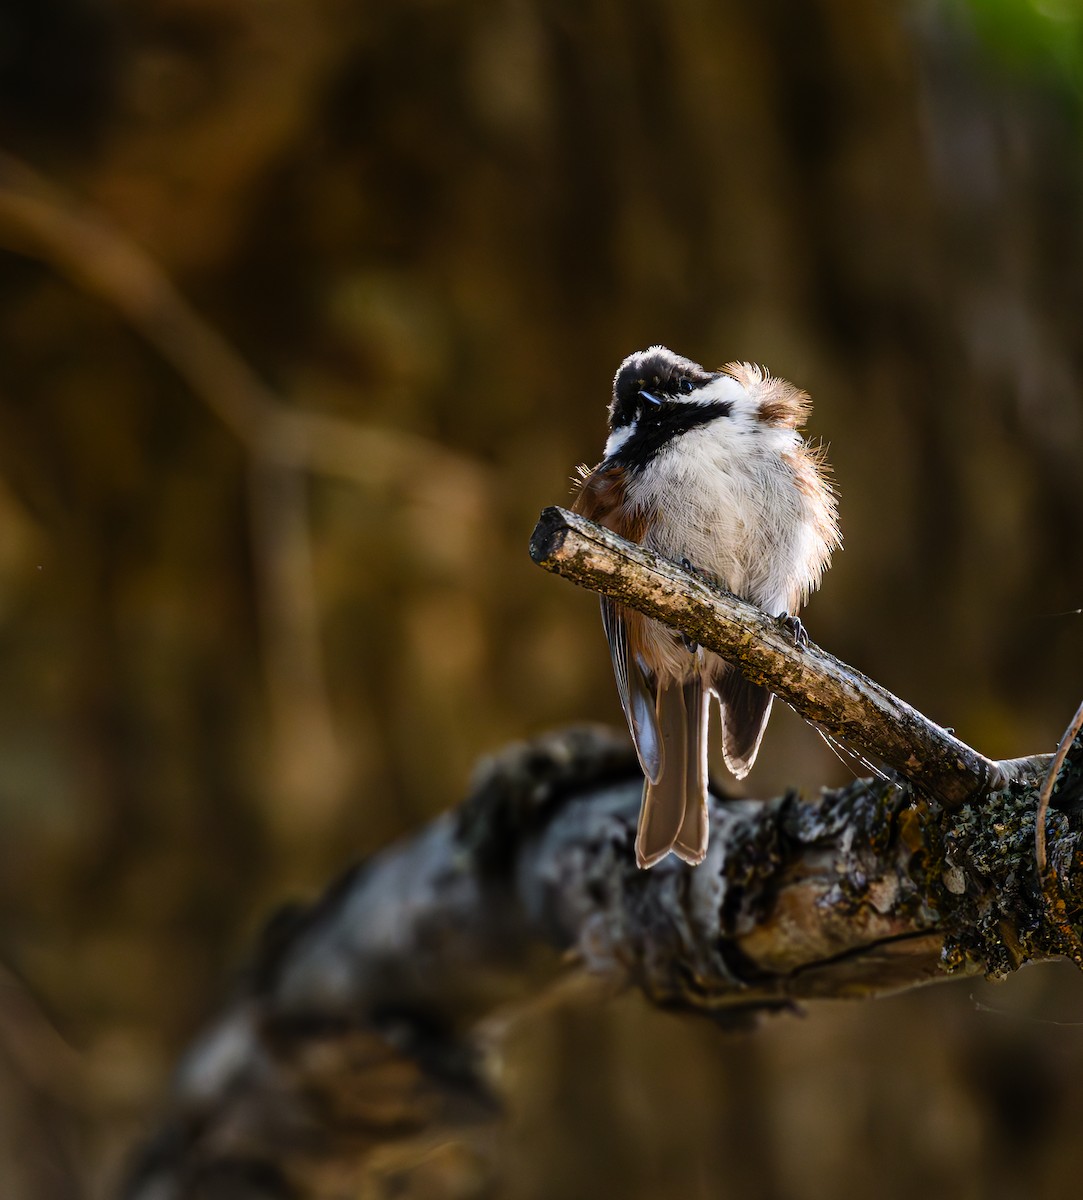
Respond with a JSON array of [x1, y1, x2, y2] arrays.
[[529, 505, 1013, 806]]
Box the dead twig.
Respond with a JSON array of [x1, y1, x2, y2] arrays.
[[0, 151, 486, 832], [1035, 700, 1083, 969], [0, 153, 480, 491]]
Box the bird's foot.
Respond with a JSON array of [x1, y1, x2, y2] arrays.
[[678, 560, 712, 654], [680, 557, 716, 586], [777, 612, 809, 648]]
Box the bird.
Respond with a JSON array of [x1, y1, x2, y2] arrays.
[[572, 346, 840, 869]]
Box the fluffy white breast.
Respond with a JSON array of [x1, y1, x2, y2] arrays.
[[625, 389, 815, 613]]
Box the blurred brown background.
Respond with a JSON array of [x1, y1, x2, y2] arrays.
[[1, 0, 1083, 1196]]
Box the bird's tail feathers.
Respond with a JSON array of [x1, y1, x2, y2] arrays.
[[635, 678, 709, 868]]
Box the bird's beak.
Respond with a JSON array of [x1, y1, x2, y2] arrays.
[[638, 389, 662, 406]]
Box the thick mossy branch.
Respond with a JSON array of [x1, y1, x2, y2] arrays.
[[124, 727, 1082, 1199], [530, 506, 1007, 806]]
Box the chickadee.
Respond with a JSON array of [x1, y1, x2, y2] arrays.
[[573, 346, 840, 869]]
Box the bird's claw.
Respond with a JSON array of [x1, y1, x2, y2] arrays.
[[679, 559, 713, 655], [778, 613, 809, 648], [680, 632, 701, 655], [680, 557, 715, 586]]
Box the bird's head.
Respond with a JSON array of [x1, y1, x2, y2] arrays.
[[604, 345, 743, 465]]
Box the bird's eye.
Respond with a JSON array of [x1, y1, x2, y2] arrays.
[[679, 378, 694, 394]]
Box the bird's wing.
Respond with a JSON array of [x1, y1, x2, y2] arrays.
[[601, 598, 662, 784], [708, 663, 773, 780]]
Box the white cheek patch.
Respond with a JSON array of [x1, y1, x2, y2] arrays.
[[604, 422, 636, 459], [689, 375, 747, 408]]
